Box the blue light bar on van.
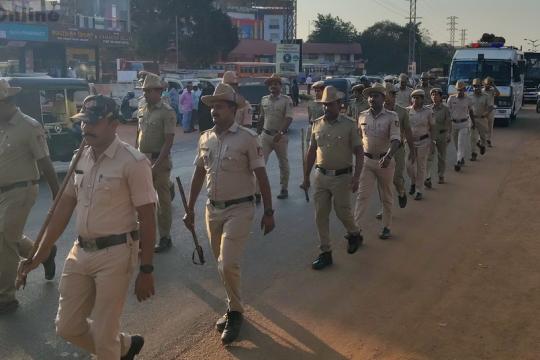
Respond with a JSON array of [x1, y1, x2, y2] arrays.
[[468, 42, 505, 48]]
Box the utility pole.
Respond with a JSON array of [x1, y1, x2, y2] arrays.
[[460, 29, 467, 47], [524, 38, 540, 52], [406, 0, 421, 77], [447, 16, 458, 47]]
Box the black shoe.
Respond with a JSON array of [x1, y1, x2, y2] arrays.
[[221, 311, 243, 345], [345, 233, 363, 254], [216, 313, 228, 333], [379, 227, 392, 240], [409, 184, 416, 195], [459, 158, 465, 166], [255, 193, 262, 204], [398, 194, 407, 208], [277, 189, 288, 199], [424, 178, 432, 189], [0, 300, 19, 315], [312, 251, 333, 270], [454, 164, 461, 172], [42, 245, 57, 280], [470, 153, 477, 161], [438, 176, 445, 184], [480, 145, 486, 155], [414, 192, 423, 201], [121, 335, 145, 360], [375, 212, 383, 220], [154, 237, 172, 253], [487, 140, 493, 148]]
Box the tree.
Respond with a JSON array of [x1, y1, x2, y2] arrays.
[[307, 14, 358, 43]]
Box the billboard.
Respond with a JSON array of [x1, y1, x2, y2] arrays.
[[276, 43, 300, 76]]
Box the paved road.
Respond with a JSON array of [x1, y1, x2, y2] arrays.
[[2, 106, 540, 359]]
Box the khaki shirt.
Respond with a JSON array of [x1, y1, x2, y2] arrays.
[[415, 85, 434, 105], [235, 100, 253, 126], [65, 136, 156, 238], [137, 100, 176, 153], [260, 94, 293, 131], [407, 106, 434, 145], [447, 94, 472, 120], [483, 88, 497, 106], [307, 100, 325, 123], [395, 87, 413, 107], [358, 108, 401, 155], [195, 122, 265, 201], [311, 114, 361, 170], [347, 98, 370, 121], [385, 104, 410, 142], [429, 103, 452, 134], [470, 92, 491, 118], [0, 109, 49, 186]]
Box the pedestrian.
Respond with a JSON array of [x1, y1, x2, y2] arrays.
[[415, 72, 434, 105], [168, 83, 180, 124], [197, 84, 215, 132], [301, 86, 363, 270], [383, 75, 395, 87], [306, 74, 313, 95], [180, 82, 195, 133], [137, 73, 176, 253], [0, 79, 60, 315], [347, 84, 369, 121], [355, 83, 401, 240], [359, 75, 371, 89], [395, 73, 413, 108], [20, 95, 157, 359], [469, 78, 493, 161], [426, 88, 452, 185], [447, 81, 474, 171], [222, 71, 253, 127], [191, 84, 202, 129], [291, 79, 300, 106], [483, 77, 500, 147], [184, 83, 275, 344], [406, 89, 435, 201], [257, 74, 293, 200], [306, 81, 326, 143]]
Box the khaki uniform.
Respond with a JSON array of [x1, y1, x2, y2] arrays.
[[56, 136, 156, 359], [259, 94, 293, 190], [235, 99, 252, 127], [447, 94, 472, 163], [427, 103, 452, 178], [347, 98, 370, 121], [195, 122, 265, 313], [483, 88, 497, 142], [386, 104, 410, 196], [406, 106, 434, 193], [0, 109, 48, 305], [469, 92, 491, 152], [307, 100, 325, 142], [355, 109, 400, 229], [311, 115, 361, 251], [137, 100, 176, 239], [395, 87, 413, 107], [415, 85, 434, 105]]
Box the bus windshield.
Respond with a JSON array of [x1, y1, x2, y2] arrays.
[[450, 60, 511, 86]]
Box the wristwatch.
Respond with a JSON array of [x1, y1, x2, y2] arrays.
[[140, 264, 154, 274], [264, 209, 275, 216]]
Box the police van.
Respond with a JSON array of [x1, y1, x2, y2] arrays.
[[448, 43, 525, 126]]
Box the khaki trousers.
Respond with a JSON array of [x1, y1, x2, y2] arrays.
[[55, 240, 138, 359], [260, 133, 289, 190], [393, 145, 406, 196], [153, 157, 172, 238], [205, 202, 254, 313], [470, 117, 489, 153], [355, 157, 395, 229], [313, 171, 359, 252], [452, 123, 470, 163], [0, 184, 38, 304], [407, 143, 430, 193], [427, 132, 449, 178], [487, 111, 495, 141]]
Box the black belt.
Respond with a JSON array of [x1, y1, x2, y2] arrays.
[[452, 118, 468, 123], [77, 231, 139, 251], [316, 166, 352, 176], [364, 153, 386, 159], [263, 128, 287, 136], [439, 129, 447, 134], [418, 134, 429, 141], [151, 152, 160, 160], [0, 180, 39, 194], [210, 196, 254, 209]]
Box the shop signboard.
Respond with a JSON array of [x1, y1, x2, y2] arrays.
[[0, 23, 48, 42]]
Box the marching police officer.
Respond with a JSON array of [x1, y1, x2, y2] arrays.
[[301, 86, 363, 270], [184, 83, 275, 344], [0, 79, 59, 315], [347, 84, 370, 121], [483, 77, 500, 147], [257, 74, 293, 200], [137, 73, 177, 253], [416, 72, 434, 105], [426, 88, 452, 185], [447, 81, 474, 172], [222, 71, 253, 127], [307, 81, 326, 142], [395, 73, 413, 108], [355, 83, 401, 240], [21, 95, 157, 359], [469, 78, 493, 161]]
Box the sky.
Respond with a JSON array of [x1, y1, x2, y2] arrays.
[[297, 0, 540, 51]]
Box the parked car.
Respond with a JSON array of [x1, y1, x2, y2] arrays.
[[323, 78, 352, 106]]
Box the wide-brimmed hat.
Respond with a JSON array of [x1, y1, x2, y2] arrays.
[[222, 71, 239, 85], [352, 84, 365, 92], [455, 81, 467, 90], [411, 89, 425, 97], [383, 75, 395, 82], [201, 83, 246, 108], [430, 87, 443, 95], [363, 82, 386, 98], [316, 86, 344, 104], [484, 76, 494, 85], [141, 72, 165, 90], [0, 79, 21, 100], [420, 72, 431, 80], [312, 81, 325, 89], [265, 73, 282, 85], [472, 78, 483, 86], [71, 95, 119, 124], [398, 73, 408, 81]]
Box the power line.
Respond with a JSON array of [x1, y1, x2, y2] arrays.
[[372, 0, 408, 18], [447, 16, 458, 47], [460, 29, 467, 47]]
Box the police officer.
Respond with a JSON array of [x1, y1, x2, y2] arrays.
[[355, 83, 401, 240], [395, 73, 413, 108], [426, 88, 452, 185], [483, 77, 500, 147], [469, 78, 493, 161], [347, 84, 369, 121], [447, 81, 474, 172], [222, 71, 253, 127], [21, 95, 157, 359], [406, 89, 435, 200], [301, 86, 363, 270], [0, 79, 60, 315], [137, 73, 177, 253], [416, 72, 434, 105], [257, 74, 293, 200], [383, 75, 395, 87], [184, 83, 275, 344], [306, 81, 326, 142]]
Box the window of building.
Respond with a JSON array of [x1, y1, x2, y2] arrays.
[[269, 18, 280, 30], [324, 54, 334, 62], [340, 54, 350, 61]]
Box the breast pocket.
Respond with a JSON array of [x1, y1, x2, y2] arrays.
[[95, 174, 123, 207], [314, 131, 327, 148], [220, 150, 245, 172]]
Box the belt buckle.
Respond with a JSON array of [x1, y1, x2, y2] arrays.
[[327, 169, 337, 176], [213, 201, 227, 210], [80, 238, 98, 251]]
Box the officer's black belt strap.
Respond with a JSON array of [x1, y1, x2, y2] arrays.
[[316, 166, 353, 176], [78, 230, 139, 250], [364, 153, 387, 160], [210, 196, 254, 209], [263, 128, 287, 136], [439, 129, 448, 134], [0, 180, 39, 194], [419, 134, 429, 141], [452, 118, 468, 123]]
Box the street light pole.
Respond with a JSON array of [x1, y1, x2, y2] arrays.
[[524, 38, 540, 52]]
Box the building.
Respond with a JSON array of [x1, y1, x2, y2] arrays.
[[0, 0, 131, 81]]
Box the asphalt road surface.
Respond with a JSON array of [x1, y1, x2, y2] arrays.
[[2, 106, 540, 360]]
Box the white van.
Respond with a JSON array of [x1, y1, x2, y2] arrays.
[[448, 44, 525, 126]]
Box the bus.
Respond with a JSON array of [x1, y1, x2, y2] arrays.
[[524, 52, 540, 102], [211, 62, 276, 78]]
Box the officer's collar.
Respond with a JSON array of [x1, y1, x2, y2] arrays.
[[103, 135, 121, 159], [6, 108, 21, 125], [213, 121, 239, 135], [148, 100, 163, 110]]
